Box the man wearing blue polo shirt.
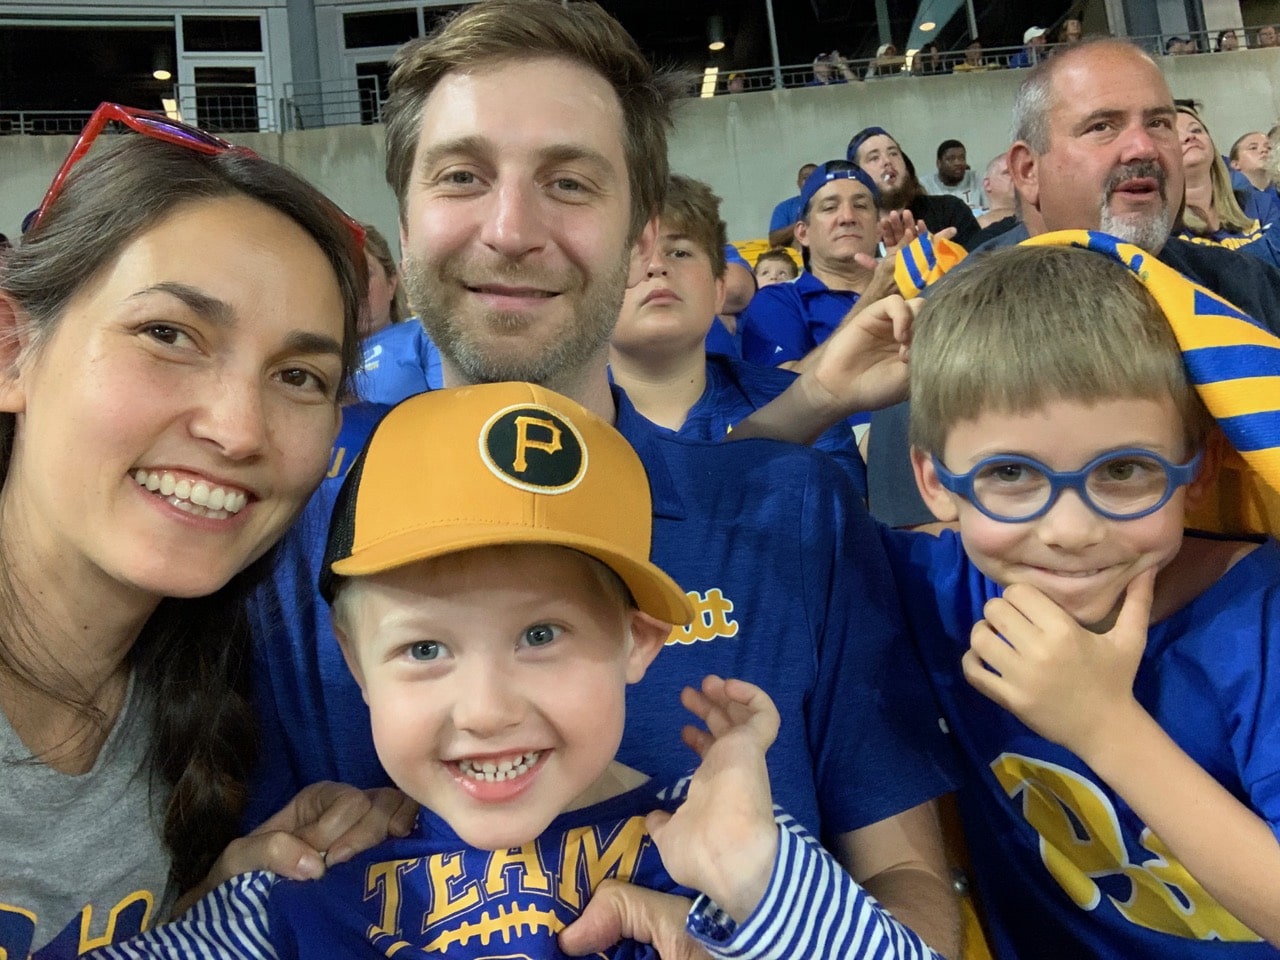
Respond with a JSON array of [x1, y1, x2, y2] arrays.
[[739, 160, 881, 368], [766, 162, 817, 248]]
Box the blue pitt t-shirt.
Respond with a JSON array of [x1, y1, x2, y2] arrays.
[[882, 527, 1280, 959], [245, 387, 953, 844]]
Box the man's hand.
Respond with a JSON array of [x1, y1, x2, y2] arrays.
[[559, 881, 710, 960], [646, 676, 781, 923], [963, 568, 1156, 757], [176, 783, 417, 913]]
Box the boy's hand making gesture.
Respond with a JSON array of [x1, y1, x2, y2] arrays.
[[647, 676, 782, 924], [962, 569, 1155, 759]]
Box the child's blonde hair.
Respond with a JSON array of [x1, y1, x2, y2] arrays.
[[908, 245, 1213, 454]]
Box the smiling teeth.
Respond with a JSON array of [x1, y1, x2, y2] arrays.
[[458, 751, 541, 782], [133, 470, 247, 519]]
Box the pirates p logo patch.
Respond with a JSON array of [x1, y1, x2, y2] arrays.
[[480, 404, 588, 494]]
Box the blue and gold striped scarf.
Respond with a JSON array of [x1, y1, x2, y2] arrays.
[[893, 228, 1280, 537]]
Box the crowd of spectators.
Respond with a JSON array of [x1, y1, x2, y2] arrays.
[[714, 17, 1278, 94], [9, 6, 1280, 960]]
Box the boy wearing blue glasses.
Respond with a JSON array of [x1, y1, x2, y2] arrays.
[[876, 241, 1280, 956]]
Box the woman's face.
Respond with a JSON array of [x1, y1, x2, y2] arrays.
[[0, 195, 345, 602], [359, 251, 400, 338], [1176, 112, 1214, 172]]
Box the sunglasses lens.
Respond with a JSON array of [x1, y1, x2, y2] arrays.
[[130, 114, 224, 147]]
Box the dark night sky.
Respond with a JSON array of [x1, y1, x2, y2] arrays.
[[0, 1, 1072, 114]]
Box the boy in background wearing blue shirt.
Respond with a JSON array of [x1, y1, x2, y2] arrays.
[[90, 382, 944, 960], [609, 173, 867, 497]]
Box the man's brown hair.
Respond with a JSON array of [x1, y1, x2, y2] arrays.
[[382, 0, 685, 244]]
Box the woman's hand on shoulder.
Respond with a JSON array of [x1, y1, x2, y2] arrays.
[[175, 783, 417, 913]]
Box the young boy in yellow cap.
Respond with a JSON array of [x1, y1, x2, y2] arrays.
[[92, 381, 945, 960]]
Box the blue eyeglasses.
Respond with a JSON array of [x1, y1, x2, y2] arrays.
[[931, 447, 1205, 523]]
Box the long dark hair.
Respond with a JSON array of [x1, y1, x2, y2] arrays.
[[1, 135, 365, 891]]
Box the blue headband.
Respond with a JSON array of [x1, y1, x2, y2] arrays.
[[846, 125, 893, 163], [799, 162, 880, 216]]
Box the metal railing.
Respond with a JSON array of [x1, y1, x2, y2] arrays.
[[174, 84, 276, 135], [0, 85, 276, 136], [1, 28, 1273, 136], [281, 75, 386, 132], [0, 110, 95, 136]]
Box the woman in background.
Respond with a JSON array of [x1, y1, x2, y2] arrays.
[[359, 222, 409, 338]]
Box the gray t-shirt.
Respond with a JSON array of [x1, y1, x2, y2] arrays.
[[0, 675, 174, 957], [920, 168, 987, 212]]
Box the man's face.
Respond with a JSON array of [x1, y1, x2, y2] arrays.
[[1012, 46, 1181, 252], [1232, 133, 1272, 178], [983, 155, 1015, 207], [966, 42, 982, 64], [1260, 25, 1278, 47], [796, 163, 818, 192], [399, 57, 652, 393], [855, 134, 907, 194], [938, 146, 968, 185], [794, 178, 879, 274]]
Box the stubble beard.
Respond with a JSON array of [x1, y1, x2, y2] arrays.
[[1098, 161, 1173, 253], [402, 251, 630, 390]]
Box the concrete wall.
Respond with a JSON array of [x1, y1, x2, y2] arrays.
[[5, 48, 1280, 249]]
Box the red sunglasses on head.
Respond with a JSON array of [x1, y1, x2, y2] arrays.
[[33, 102, 366, 249]]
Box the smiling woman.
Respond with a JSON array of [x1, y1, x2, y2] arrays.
[[0, 112, 415, 959]]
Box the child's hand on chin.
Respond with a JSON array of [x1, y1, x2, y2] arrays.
[[962, 568, 1156, 759], [647, 675, 781, 924]]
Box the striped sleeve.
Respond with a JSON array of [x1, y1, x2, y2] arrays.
[[85, 872, 280, 960], [685, 812, 945, 960]]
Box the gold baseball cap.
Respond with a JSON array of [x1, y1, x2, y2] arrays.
[[322, 382, 693, 626]]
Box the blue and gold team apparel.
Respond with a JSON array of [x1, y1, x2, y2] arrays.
[[874, 225, 1280, 529], [1, 676, 174, 960], [883, 528, 1280, 958], [88, 779, 691, 960], [1176, 221, 1280, 269], [650, 353, 866, 499], [90, 795, 954, 960], [244, 387, 955, 846], [738, 272, 858, 366]]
